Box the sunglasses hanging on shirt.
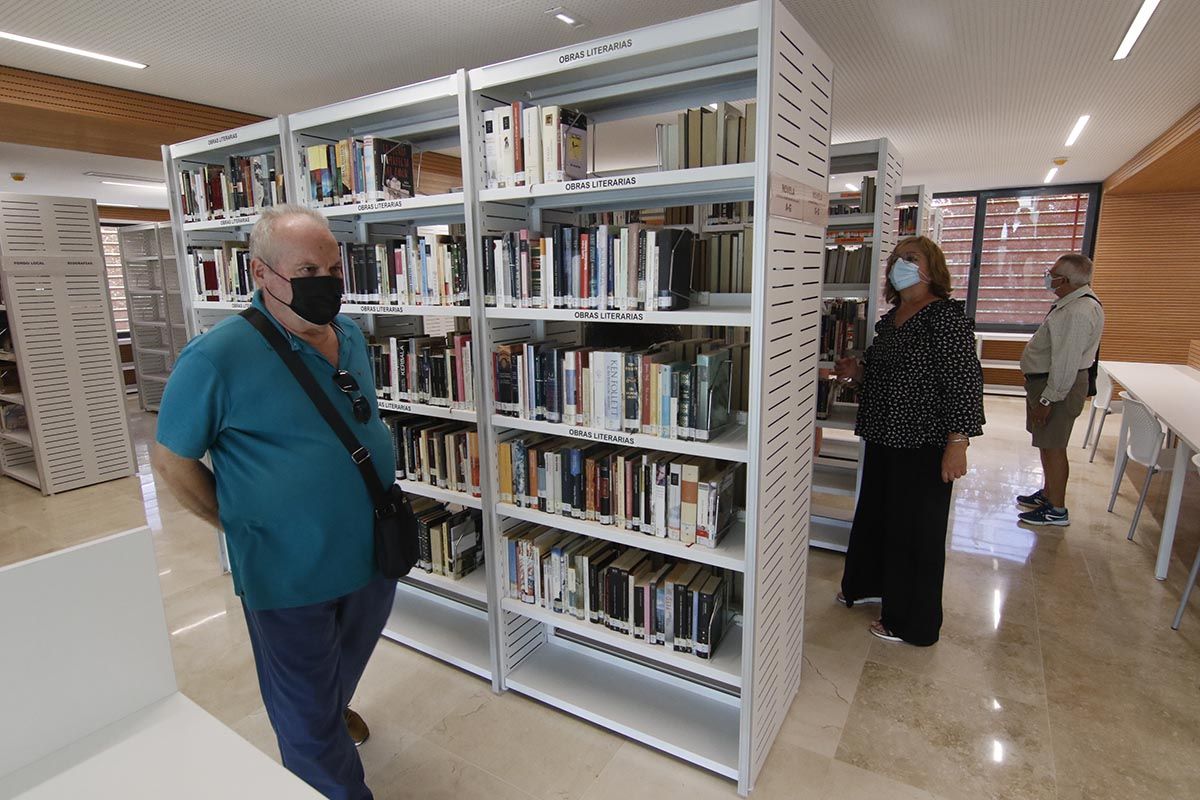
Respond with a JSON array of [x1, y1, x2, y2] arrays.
[[332, 370, 372, 423]]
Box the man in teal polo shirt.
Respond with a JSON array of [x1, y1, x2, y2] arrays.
[[153, 205, 394, 800]]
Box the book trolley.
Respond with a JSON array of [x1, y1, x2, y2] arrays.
[[165, 2, 834, 792]]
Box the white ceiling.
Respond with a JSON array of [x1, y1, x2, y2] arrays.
[[0, 143, 168, 208], [0, 0, 1198, 192]]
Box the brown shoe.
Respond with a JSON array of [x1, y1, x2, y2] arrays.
[[344, 708, 369, 746]]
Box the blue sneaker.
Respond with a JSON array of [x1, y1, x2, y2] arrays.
[[1019, 505, 1070, 526], [1016, 489, 1048, 509]]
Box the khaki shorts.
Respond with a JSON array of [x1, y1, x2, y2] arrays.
[[1025, 371, 1089, 449]]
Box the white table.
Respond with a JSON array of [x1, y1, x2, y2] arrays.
[[1101, 361, 1200, 580]]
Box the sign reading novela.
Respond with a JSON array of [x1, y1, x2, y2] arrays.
[[573, 310, 645, 321], [569, 428, 636, 446], [564, 176, 637, 192], [559, 38, 634, 65]]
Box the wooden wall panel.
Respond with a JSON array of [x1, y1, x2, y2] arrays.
[[1189, 340, 1200, 370], [1105, 102, 1200, 196], [414, 152, 463, 196], [0, 67, 263, 161], [1091, 192, 1200, 364], [97, 207, 170, 224]]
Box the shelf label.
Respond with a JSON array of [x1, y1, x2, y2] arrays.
[[573, 310, 645, 321], [352, 304, 413, 314], [563, 176, 638, 192], [218, 215, 255, 227], [206, 131, 240, 146], [569, 427, 635, 445], [379, 400, 413, 413], [351, 198, 408, 213], [558, 37, 635, 65], [769, 175, 827, 226], [227, 301, 251, 309]]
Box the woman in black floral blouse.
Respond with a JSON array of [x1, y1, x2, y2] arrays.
[[833, 235, 985, 646]]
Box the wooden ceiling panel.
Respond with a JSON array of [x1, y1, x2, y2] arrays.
[[1104, 102, 1200, 195]]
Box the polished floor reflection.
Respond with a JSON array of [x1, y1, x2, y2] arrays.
[[2, 395, 1198, 799]]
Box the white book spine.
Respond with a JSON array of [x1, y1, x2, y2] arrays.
[[482, 109, 499, 189], [591, 353, 607, 432], [498, 107, 516, 188], [523, 105, 543, 185], [604, 352, 622, 432], [563, 350, 577, 425], [541, 106, 561, 183]]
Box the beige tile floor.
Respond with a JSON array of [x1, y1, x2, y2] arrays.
[[2, 395, 1199, 799]]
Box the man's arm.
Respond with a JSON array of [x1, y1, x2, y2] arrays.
[[151, 443, 220, 528]]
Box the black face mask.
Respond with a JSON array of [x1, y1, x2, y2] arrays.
[[263, 262, 342, 325]]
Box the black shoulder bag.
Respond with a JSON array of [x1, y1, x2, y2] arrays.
[[240, 308, 419, 579]]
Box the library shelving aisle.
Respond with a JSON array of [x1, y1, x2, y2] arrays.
[[118, 222, 187, 411], [0, 194, 136, 494], [166, 77, 498, 682], [896, 184, 943, 241], [164, 1, 833, 792], [811, 139, 903, 551], [466, 2, 830, 793]]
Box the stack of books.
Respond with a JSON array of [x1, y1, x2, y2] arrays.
[[178, 152, 286, 222], [302, 137, 413, 206], [383, 415, 481, 498], [370, 332, 474, 411], [482, 104, 588, 188], [497, 435, 741, 548], [340, 236, 469, 306], [409, 498, 484, 578], [503, 526, 731, 660], [482, 226, 696, 310], [492, 338, 742, 443]]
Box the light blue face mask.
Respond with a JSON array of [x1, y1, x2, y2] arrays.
[[889, 258, 925, 291]]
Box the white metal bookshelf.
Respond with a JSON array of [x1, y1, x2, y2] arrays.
[[812, 139, 904, 551], [164, 2, 830, 792], [118, 223, 186, 411], [0, 194, 137, 495], [896, 184, 943, 242]]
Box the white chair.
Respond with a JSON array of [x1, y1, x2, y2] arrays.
[[1172, 454, 1200, 630], [1081, 368, 1124, 462], [1107, 397, 1176, 542]]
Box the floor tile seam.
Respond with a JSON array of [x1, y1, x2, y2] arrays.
[[411, 732, 550, 800], [860, 655, 1046, 715]]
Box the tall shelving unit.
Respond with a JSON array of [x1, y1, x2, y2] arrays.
[[164, 2, 831, 792], [118, 223, 186, 411], [896, 184, 943, 242], [0, 194, 137, 494], [811, 139, 903, 551]]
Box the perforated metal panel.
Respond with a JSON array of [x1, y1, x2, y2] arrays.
[[0, 194, 136, 494], [741, 3, 830, 790], [119, 222, 186, 412]]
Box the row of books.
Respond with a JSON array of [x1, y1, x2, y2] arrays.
[[302, 137, 414, 207], [382, 415, 481, 498], [497, 435, 740, 548], [823, 244, 874, 285], [705, 201, 754, 227], [178, 153, 286, 223], [503, 526, 730, 659], [656, 102, 757, 171], [828, 175, 878, 216], [190, 245, 252, 303], [483, 104, 587, 189], [370, 333, 474, 410], [339, 236, 469, 306], [408, 498, 483, 578], [820, 299, 868, 362], [492, 338, 739, 442], [482, 227, 695, 310], [580, 206, 694, 227], [898, 205, 920, 237], [816, 378, 861, 420], [697, 231, 753, 298]]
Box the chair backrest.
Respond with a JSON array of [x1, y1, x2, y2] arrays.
[[1123, 397, 1166, 467], [1093, 367, 1114, 410], [0, 527, 176, 778]]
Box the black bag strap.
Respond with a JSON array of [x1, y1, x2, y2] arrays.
[[240, 308, 392, 513]]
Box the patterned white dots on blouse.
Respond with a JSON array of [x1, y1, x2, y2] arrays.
[[855, 299, 986, 448]]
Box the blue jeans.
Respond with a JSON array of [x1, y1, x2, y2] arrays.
[[242, 576, 395, 800]]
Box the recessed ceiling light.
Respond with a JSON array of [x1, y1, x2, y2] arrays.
[[84, 171, 164, 183], [1065, 115, 1090, 146], [845, 183, 858, 192], [0, 30, 146, 69], [1044, 167, 1058, 184], [546, 6, 585, 27], [101, 180, 165, 189], [1113, 0, 1161, 60]]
